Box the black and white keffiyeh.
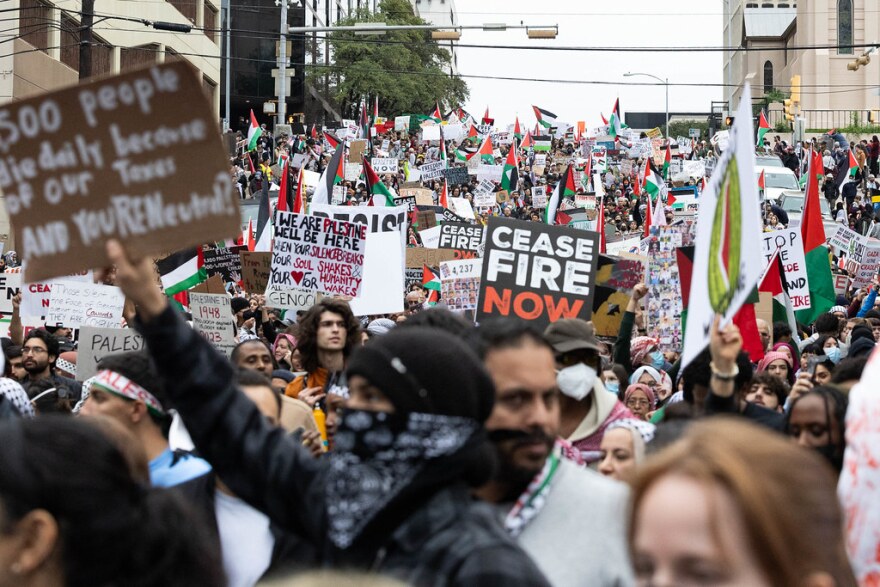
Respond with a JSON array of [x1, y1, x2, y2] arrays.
[[325, 409, 478, 549], [0, 378, 34, 419]]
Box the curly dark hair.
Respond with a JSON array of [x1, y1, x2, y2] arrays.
[[295, 298, 361, 374]]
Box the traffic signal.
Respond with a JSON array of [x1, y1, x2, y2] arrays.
[[790, 75, 801, 105], [783, 99, 794, 122]]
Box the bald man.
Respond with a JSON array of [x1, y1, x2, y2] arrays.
[[756, 319, 772, 353]]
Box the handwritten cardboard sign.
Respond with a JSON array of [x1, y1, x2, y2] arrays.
[[265, 287, 323, 312], [478, 217, 599, 328], [46, 281, 124, 329], [444, 167, 469, 186], [0, 61, 238, 282], [21, 270, 92, 317], [405, 247, 456, 268], [420, 161, 446, 181], [239, 251, 272, 293], [77, 326, 146, 381], [189, 292, 236, 356], [760, 229, 810, 309], [203, 245, 244, 283], [269, 211, 367, 297]]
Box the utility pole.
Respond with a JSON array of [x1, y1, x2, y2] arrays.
[[79, 0, 94, 80], [277, 0, 288, 127], [224, 4, 231, 132]]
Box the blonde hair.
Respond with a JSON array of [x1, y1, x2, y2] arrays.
[[629, 418, 856, 587]]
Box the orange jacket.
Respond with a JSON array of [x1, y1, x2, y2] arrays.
[[284, 367, 328, 399]]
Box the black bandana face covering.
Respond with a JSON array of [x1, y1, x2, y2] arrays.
[[325, 409, 478, 549]]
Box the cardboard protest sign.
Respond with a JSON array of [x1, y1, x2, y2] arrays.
[[496, 190, 510, 204], [419, 226, 443, 248], [406, 248, 456, 268], [2, 61, 238, 283], [239, 251, 272, 294], [444, 167, 469, 186], [190, 273, 227, 295], [344, 162, 363, 182], [0, 273, 21, 314], [203, 245, 244, 283], [682, 89, 764, 367], [77, 326, 146, 381], [440, 259, 481, 312], [371, 157, 398, 174], [854, 244, 880, 288], [420, 161, 446, 181], [449, 197, 476, 220], [189, 292, 236, 355], [348, 231, 405, 316], [478, 217, 599, 327], [477, 164, 503, 182], [264, 287, 323, 312], [348, 140, 367, 162], [473, 191, 496, 208], [21, 270, 92, 317], [46, 281, 124, 329], [416, 210, 438, 229], [438, 223, 484, 252], [394, 116, 410, 131], [760, 229, 810, 310], [310, 204, 408, 250], [833, 272, 850, 299], [269, 211, 367, 298]]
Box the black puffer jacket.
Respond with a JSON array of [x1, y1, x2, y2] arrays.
[[135, 307, 550, 587]]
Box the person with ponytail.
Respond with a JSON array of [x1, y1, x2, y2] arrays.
[[0, 416, 224, 586]]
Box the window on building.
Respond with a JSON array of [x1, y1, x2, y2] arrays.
[[764, 61, 774, 92], [60, 12, 79, 70], [204, 2, 218, 43], [167, 0, 197, 24], [19, 0, 52, 53], [838, 0, 853, 54], [120, 44, 160, 72]]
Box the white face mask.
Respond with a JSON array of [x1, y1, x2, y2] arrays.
[[556, 363, 597, 401]]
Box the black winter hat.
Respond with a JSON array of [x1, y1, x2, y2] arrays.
[[848, 336, 875, 359], [850, 325, 875, 344], [231, 297, 249, 314], [346, 327, 495, 422]]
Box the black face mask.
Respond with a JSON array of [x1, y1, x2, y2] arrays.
[[325, 409, 478, 550]]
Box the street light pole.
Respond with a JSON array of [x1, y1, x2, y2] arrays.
[[276, 0, 289, 128], [624, 72, 669, 138]]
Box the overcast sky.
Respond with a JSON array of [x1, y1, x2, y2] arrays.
[[430, 0, 724, 130]]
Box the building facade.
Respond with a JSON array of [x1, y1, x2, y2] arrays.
[[1, 0, 222, 114], [410, 0, 458, 74], [724, 0, 880, 129]]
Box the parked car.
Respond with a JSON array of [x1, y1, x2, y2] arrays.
[[777, 192, 838, 236], [756, 165, 801, 202], [755, 155, 785, 168]]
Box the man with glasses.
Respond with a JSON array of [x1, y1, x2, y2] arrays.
[[20, 329, 82, 403], [543, 319, 633, 465]]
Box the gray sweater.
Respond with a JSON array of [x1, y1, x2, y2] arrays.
[[515, 459, 634, 587]]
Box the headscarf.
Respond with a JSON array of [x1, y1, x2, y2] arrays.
[[757, 351, 794, 384], [623, 383, 656, 410], [606, 418, 656, 463], [630, 336, 660, 367], [0, 378, 34, 419], [366, 318, 396, 337], [772, 341, 800, 373], [273, 333, 297, 353]]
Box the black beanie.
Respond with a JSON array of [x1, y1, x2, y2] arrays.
[[346, 327, 495, 422], [850, 325, 875, 344], [231, 297, 249, 314]]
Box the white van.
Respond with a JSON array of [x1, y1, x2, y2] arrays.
[[755, 165, 801, 202]]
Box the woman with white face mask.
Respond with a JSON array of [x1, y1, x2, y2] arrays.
[[544, 319, 636, 466]]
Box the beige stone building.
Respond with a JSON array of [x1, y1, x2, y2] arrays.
[[723, 0, 880, 129], [1, 0, 221, 114]]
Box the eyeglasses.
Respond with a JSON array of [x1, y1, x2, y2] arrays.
[[22, 347, 48, 355]]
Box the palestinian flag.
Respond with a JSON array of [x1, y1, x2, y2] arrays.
[[477, 134, 495, 163], [363, 156, 395, 206], [324, 131, 341, 151], [359, 101, 371, 140], [293, 167, 306, 214], [467, 124, 480, 140], [455, 148, 475, 162], [545, 164, 575, 224], [608, 98, 622, 139], [514, 117, 523, 141], [500, 140, 519, 192], [482, 107, 494, 126], [158, 248, 207, 297], [600, 112, 608, 125], [643, 191, 653, 237], [245, 218, 255, 252], [756, 110, 771, 147], [439, 178, 449, 209], [796, 148, 836, 324], [532, 105, 558, 129], [277, 158, 290, 213], [644, 163, 663, 199], [839, 149, 860, 194], [418, 265, 441, 304], [310, 124, 318, 139], [520, 131, 533, 150], [533, 135, 552, 152], [431, 102, 442, 123], [676, 246, 695, 332], [758, 169, 766, 195], [311, 138, 345, 207], [760, 249, 801, 344], [247, 109, 262, 151], [662, 144, 671, 180]]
